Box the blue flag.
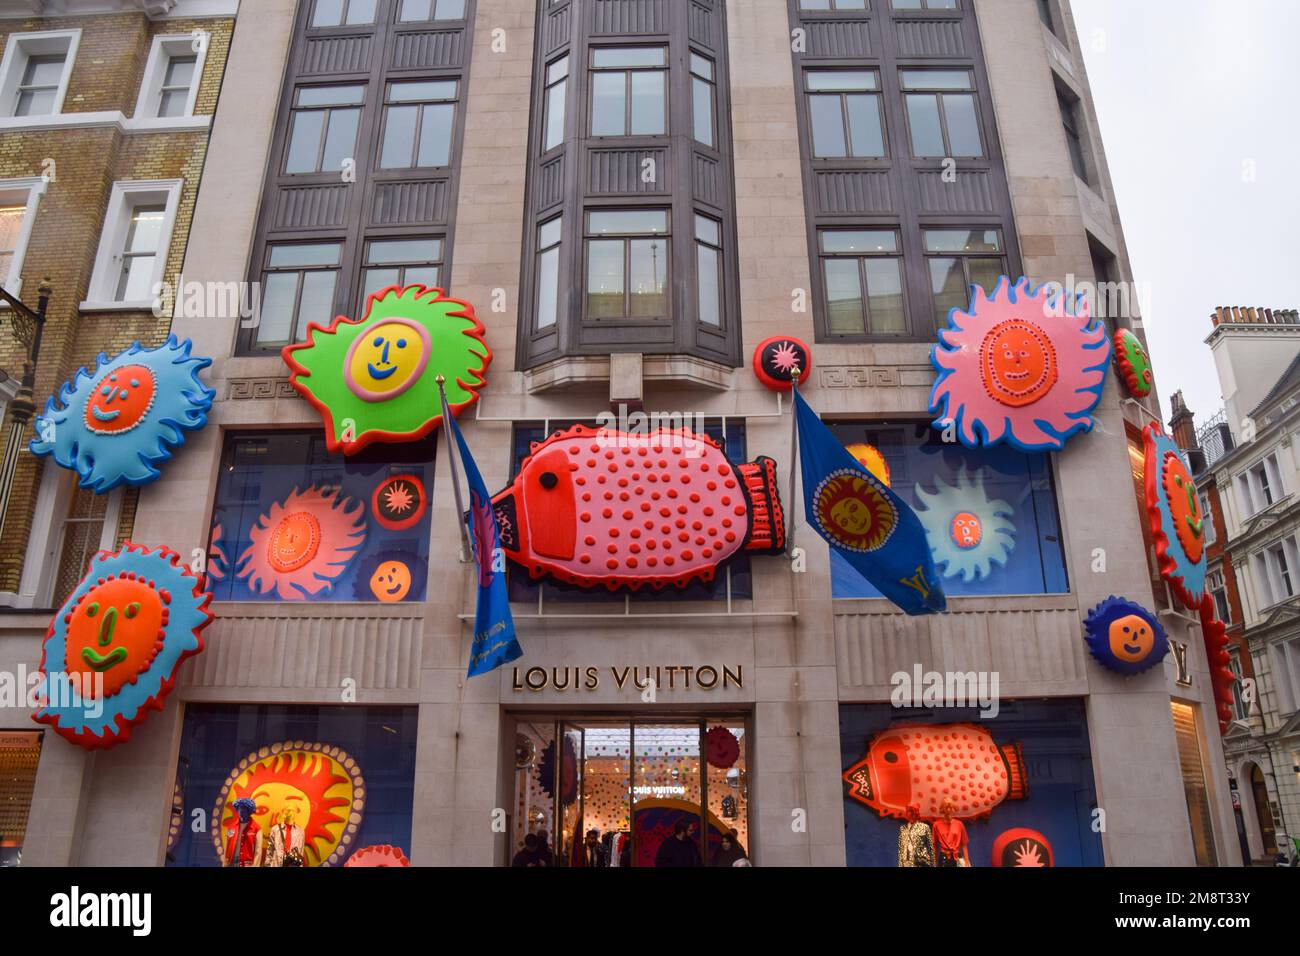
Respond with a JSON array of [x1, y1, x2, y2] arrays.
[[793, 390, 945, 615], [444, 411, 524, 677]]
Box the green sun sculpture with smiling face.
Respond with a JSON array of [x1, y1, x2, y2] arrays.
[[282, 285, 492, 455]]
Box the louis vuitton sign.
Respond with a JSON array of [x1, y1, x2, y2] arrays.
[[511, 664, 743, 693]]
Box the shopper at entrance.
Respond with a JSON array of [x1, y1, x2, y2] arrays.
[[513, 833, 543, 867], [655, 820, 702, 867], [711, 829, 748, 867], [580, 829, 607, 867], [535, 830, 554, 866], [932, 799, 970, 867]]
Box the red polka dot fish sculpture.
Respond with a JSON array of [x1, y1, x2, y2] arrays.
[[929, 276, 1111, 452], [491, 425, 785, 591], [843, 722, 1028, 822]]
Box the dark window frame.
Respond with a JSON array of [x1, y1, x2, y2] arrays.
[[923, 227, 1008, 328], [376, 77, 460, 171], [803, 68, 888, 160], [586, 44, 670, 139], [254, 241, 344, 348], [357, 234, 445, 312], [283, 83, 366, 175], [582, 207, 673, 325], [817, 228, 909, 337], [899, 68, 985, 159]]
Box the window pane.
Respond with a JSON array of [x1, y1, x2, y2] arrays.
[[257, 272, 298, 344], [391, 80, 456, 102], [368, 239, 440, 264], [417, 102, 455, 166], [630, 71, 665, 135], [901, 70, 973, 91], [321, 107, 360, 171], [905, 94, 945, 156], [163, 55, 197, 89], [539, 216, 562, 248], [694, 214, 720, 245], [591, 72, 625, 136], [593, 48, 666, 68], [929, 256, 966, 327], [297, 270, 337, 339], [863, 258, 906, 334], [692, 76, 714, 147], [943, 93, 982, 156], [286, 110, 324, 172], [22, 55, 65, 87], [298, 85, 365, 107], [824, 259, 864, 334], [270, 243, 341, 267], [380, 105, 418, 168], [587, 240, 624, 318], [588, 210, 668, 235], [399, 0, 432, 19], [821, 230, 896, 254], [547, 56, 570, 84], [158, 88, 187, 117], [544, 77, 567, 150], [967, 257, 1005, 296], [697, 243, 721, 327], [116, 254, 157, 301], [845, 93, 884, 157], [924, 229, 1001, 253], [344, 0, 376, 24], [124, 205, 166, 253], [629, 238, 667, 316], [801, 0, 832, 8], [311, 0, 344, 26], [835, 0, 868, 6], [537, 246, 560, 329], [15, 88, 56, 117], [405, 265, 439, 287], [690, 54, 713, 80], [807, 71, 876, 92], [809, 95, 847, 158], [362, 267, 400, 299], [434, 0, 465, 18]]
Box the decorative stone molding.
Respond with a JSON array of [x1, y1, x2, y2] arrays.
[[227, 377, 297, 401], [818, 365, 933, 389]]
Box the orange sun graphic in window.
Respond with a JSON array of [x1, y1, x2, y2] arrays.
[[371, 474, 427, 531], [812, 470, 898, 553], [213, 743, 365, 867]]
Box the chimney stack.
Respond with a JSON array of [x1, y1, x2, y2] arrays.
[[1170, 390, 1197, 452]]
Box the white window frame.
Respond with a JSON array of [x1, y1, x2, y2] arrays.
[[0, 30, 80, 120], [133, 34, 207, 121], [1199, 492, 1216, 546], [82, 179, 183, 311], [1251, 552, 1274, 611], [0, 176, 46, 297], [1272, 638, 1300, 716]]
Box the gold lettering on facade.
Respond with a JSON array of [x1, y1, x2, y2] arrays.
[[508, 665, 744, 693]]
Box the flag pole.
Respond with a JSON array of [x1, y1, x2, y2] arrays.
[[787, 366, 800, 549], [436, 375, 473, 562]]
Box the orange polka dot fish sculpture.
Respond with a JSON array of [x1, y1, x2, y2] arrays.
[[489, 425, 785, 591], [213, 742, 364, 867], [1143, 422, 1206, 608], [31, 543, 212, 750], [929, 276, 1111, 451], [1083, 595, 1169, 676], [843, 723, 1028, 822], [282, 285, 490, 455], [30, 336, 214, 492]]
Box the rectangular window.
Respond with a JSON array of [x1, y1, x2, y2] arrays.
[[901, 69, 982, 158], [0, 202, 24, 285], [0, 731, 42, 868], [1170, 700, 1219, 866], [829, 421, 1068, 597], [207, 431, 435, 603], [590, 46, 667, 137], [0, 178, 44, 294], [84, 180, 181, 309], [157, 54, 198, 118], [585, 209, 669, 320], [0, 30, 79, 119], [891, 0, 958, 9], [1208, 570, 1231, 623], [695, 213, 723, 327], [535, 216, 562, 330], [1058, 87, 1089, 182], [1037, 0, 1058, 33], [800, 0, 869, 9], [1200, 493, 1216, 546], [255, 242, 342, 346], [1252, 552, 1274, 610], [924, 228, 1005, 329], [310, 0, 377, 27], [379, 80, 457, 169], [285, 84, 364, 174], [805, 70, 884, 159], [398, 0, 467, 20], [1274, 639, 1300, 714], [359, 237, 443, 307], [52, 486, 111, 609], [1228, 650, 1248, 720], [542, 55, 568, 152], [818, 229, 905, 336], [691, 53, 716, 148]]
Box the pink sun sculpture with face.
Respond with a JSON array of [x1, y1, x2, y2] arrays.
[[237, 485, 367, 599], [929, 276, 1111, 451]]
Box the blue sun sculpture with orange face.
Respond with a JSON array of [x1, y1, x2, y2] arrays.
[[1083, 596, 1169, 676], [30, 336, 214, 493], [32, 543, 212, 749]]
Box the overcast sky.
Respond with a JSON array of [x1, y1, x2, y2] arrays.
[[1071, 0, 1300, 427]]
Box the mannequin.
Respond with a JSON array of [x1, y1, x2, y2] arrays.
[[931, 799, 970, 868], [897, 802, 934, 867], [266, 807, 306, 868], [223, 797, 264, 868]]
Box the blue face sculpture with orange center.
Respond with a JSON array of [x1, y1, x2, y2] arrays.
[[1083, 596, 1169, 676]]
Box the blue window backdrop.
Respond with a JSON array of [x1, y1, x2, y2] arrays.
[[507, 420, 752, 602], [828, 421, 1068, 598], [167, 704, 417, 867], [840, 699, 1105, 867], [207, 431, 435, 602]]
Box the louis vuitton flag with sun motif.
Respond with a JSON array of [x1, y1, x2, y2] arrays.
[[794, 391, 945, 616]]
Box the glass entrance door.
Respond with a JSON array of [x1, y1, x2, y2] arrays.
[[510, 715, 749, 867]]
